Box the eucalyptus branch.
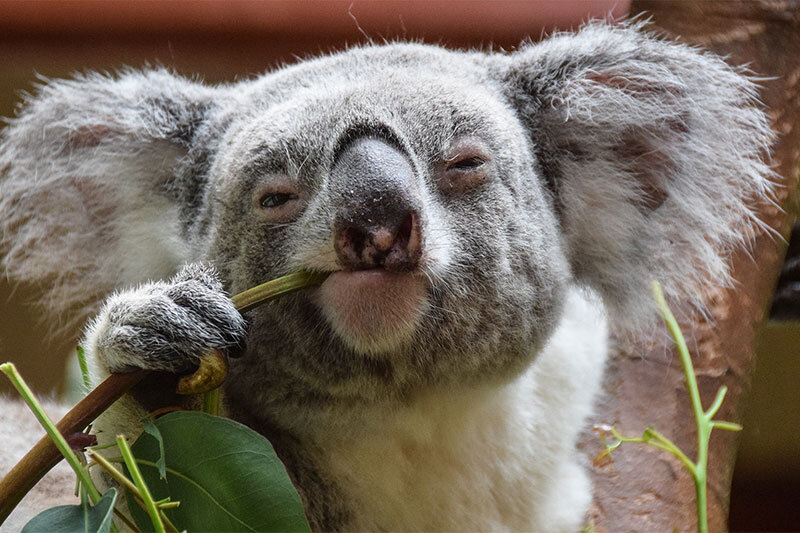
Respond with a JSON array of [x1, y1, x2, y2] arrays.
[[230, 270, 328, 313], [0, 270, 327, 526]]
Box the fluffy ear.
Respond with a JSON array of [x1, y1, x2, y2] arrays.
[[0, 69, 218, 328], [496, 22, 776, 330]]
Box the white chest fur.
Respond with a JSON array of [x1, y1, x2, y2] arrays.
[[313, 288, 609, 531]]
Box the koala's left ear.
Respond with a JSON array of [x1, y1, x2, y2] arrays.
[[493, 22, 776, 330]]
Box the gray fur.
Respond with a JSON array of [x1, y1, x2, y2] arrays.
[[0, 21, 774, 531]]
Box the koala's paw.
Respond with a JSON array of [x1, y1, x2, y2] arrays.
[[86, 264, 247, 374]]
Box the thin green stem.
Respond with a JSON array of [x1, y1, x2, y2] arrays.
[[199, 270, 329, 411], [645, 428, 698, 476], [88, 450, 177, 532], [231, 270, 329, 313], [652, 282, 708, 533], [0, 363, 101, 504], [202, 387, 222, 416], [711, 421, 743, 432], [705, 386, 728, 420], [609, 429, 697, 476], [117, 435, 165, 533], [645, 439, 693, 463], [157, 501, 180, 510], [651, 283, 706, 433], [599, 284, 742, 533], [87, 451, 141, 500]]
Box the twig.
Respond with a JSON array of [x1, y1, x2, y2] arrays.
[[0, 364, 144, 523], [0, 270, 327, 525], [596, 282, 742, 533], [651, 281, 710, 533]]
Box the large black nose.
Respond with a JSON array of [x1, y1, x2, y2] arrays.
[[330, 137, 422, 272]]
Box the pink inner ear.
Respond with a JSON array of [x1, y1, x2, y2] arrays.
[[65, 124, 123, 229], [585, 72, 684, 98], [582, 72, 695, 213], [72, 176, 117, 227], [609, 139, 668, 212], [68, 123, 120, 149]]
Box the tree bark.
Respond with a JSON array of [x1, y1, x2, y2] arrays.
[[582, 2, 800, 531]]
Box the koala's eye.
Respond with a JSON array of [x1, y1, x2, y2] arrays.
[[260, 192, 296, 209], [437, 141, 491, 194], [253, 183, 305, 223], [447, 156, 485, 171]]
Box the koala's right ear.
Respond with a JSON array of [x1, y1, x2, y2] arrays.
[[0, 69, 218, 326], [492, 22, 776, 332]]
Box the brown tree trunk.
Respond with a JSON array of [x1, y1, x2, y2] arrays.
[[582, 2, 800, 531]]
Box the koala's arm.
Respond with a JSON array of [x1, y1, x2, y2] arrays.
[[497, 22, 775, 331], [83, 264, 245, 379]]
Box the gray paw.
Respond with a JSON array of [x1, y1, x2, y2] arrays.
[[89, 264, 247, 374]]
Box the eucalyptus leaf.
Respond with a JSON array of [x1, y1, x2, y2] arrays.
[[128, 411, 309, 532], [21, 487, 117, 533], [142, 417, 166, 479]]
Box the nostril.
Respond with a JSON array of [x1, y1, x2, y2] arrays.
[[385, 212, 421, 272], [394, 213, 413, 249], [335, 225, 369, 269]]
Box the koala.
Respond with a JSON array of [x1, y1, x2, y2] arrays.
[[0, 21, 774, 531]]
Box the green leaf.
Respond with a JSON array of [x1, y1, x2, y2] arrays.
[[22, 487, 117, 533], [142, 417, 167, 479], [128, 411, 309, 532]]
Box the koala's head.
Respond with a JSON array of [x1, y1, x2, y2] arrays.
[[202, 44, 570, 404], [0, 23, 774, 411]]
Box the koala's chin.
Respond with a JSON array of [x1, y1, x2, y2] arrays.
[[315, 269, 430, 355]]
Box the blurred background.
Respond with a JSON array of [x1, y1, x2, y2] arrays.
[[0, 1, 796, 530]]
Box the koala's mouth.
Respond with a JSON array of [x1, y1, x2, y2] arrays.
[[314, 268, 429, 355]]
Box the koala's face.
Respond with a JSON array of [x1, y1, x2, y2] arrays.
[[206, 44, 569, 406]]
